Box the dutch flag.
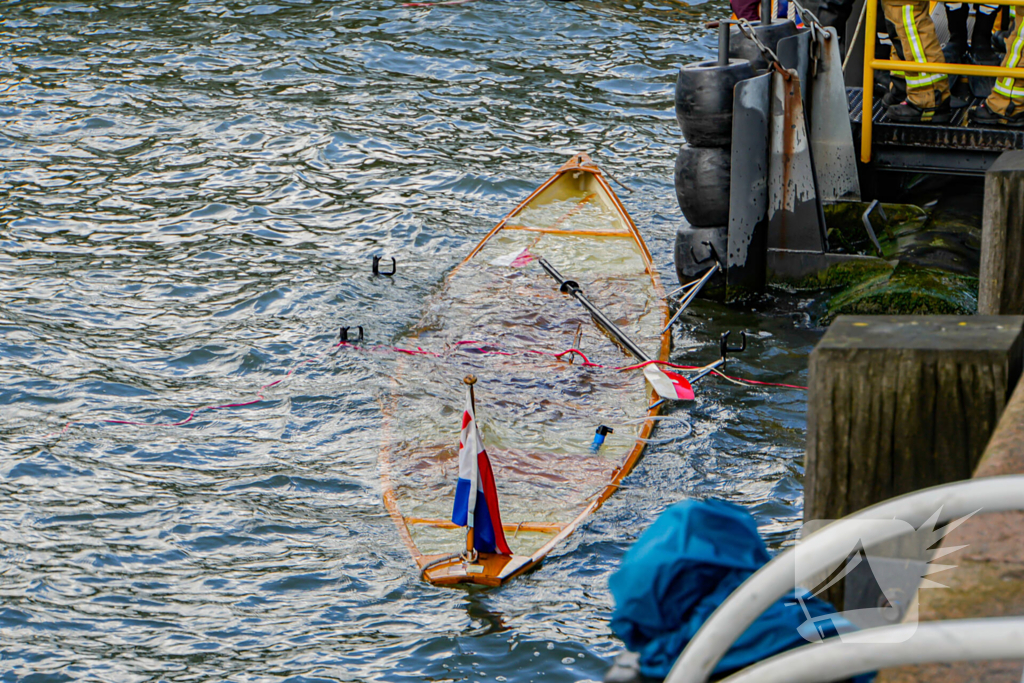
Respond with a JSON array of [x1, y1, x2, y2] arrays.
[[451, 388, 512, 556]]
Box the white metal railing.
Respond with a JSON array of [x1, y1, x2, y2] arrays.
[[664, 475, 1024, 683], [718, 618, 1024, 683]]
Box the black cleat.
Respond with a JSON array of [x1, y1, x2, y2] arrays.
[[886, 95, 953, 124], [969, 101, 1024, 127]]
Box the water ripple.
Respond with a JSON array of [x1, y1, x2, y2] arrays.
[[1, 0, 818, 680]]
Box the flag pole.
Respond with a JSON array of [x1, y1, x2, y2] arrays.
[[463, 374, 477, 560]]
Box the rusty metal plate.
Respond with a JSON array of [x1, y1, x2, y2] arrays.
[[767, 69, 826, 252], [726, 72, 772, 300], [810, 28, 861, 201]]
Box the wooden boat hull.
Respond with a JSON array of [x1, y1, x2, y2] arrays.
[[380, 153, 671, 587]]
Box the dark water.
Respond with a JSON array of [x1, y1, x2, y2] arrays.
[[0, 1, 820, 680]]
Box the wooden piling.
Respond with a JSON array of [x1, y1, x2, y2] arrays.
[[805, 315, 1024, 525], [980, 151, 1024, 315]]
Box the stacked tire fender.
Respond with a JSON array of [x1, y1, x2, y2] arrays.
[[672, 20, 797, 295], [673, 57, 753, 293]]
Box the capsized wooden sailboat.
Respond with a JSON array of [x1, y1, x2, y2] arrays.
[[380, 153, 671, 586]]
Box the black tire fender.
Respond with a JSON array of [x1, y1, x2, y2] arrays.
[[674, 144, 730, 228], [674, 58, 755, 147], [673, 225, 728, 293]]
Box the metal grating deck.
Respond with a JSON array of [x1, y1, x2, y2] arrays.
[[847, 87, 1024, 175]]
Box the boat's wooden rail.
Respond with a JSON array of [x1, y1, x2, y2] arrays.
[[405, 518, 566, 534]]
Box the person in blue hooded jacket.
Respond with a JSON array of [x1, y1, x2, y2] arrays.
[[608, 498, 873, 681]]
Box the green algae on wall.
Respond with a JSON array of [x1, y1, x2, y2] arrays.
[[785, 258, 896, 291], [824, 262, 979, 324], [823, 201, 928, 258], [768, 199, 980, 322]]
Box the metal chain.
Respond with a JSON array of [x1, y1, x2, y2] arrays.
[[735, 18, 783, 67], [789, 0, 832, 77], [790, 0, 830, 41]]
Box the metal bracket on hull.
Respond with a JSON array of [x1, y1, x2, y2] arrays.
[[339, 326, 364, 344], [372, 255, 396, 276], [808, 29, 861, 202], [689, 330, 748, 384], [776, 30, 812, 106]]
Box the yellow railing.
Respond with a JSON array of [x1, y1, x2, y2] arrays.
[[861, 0, 1024, 162]]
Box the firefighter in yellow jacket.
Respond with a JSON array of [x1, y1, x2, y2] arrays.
[[881, 0, 952, 122], [972, 6, 1024, 126]]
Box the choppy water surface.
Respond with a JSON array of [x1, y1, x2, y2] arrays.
[[0, 1, 821, 680]]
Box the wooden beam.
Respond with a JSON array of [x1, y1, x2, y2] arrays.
[[981, 152, 1024, 315], [503, 224, 632, 237], [405, 518, 565, 534]]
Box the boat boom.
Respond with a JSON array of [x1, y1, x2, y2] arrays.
[[537, 257, 651, 363]]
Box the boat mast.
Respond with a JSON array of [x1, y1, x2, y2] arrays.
[[463, 375, 477, 559]]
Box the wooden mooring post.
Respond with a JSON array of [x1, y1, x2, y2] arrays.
[[805, 316, 1024, 525], [980, 151, 1024, 315]]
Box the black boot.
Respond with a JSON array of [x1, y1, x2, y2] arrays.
[[970, 100, 1024, 126], [887, 92, 953, 123], [943, 3, 970, 62], [882, 75, 908, 107], [970, 4, 1001, 64], [876, 19, 900, 105]]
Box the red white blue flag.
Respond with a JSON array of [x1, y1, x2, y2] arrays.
[[451, 388, 512, 555]]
